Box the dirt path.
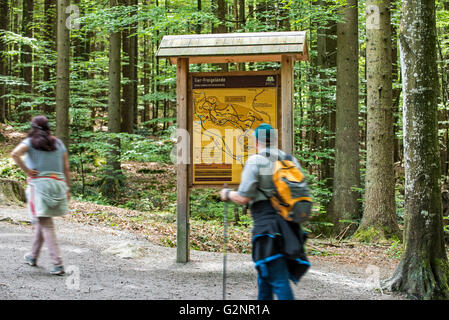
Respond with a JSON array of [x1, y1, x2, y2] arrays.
[[0, 206, 406, 300]]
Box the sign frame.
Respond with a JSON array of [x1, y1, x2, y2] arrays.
[[187, 70, 282, 188]]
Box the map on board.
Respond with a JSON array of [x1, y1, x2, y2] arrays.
[[192, 74, 278, 185]]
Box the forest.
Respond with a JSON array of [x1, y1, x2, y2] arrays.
[[1, 0, 449, 300]]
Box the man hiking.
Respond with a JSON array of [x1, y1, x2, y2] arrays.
[[220, 123, 310, 300]]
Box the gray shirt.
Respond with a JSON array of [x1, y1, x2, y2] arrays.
[[21, 138, 67, 174], [237, 148, 301, 204]]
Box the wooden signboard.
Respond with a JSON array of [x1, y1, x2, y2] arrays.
[[190, 71, 280, 185], [158, 31, 307, 263]]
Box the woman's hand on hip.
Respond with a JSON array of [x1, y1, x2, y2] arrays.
[[25, 169, 38, 177]]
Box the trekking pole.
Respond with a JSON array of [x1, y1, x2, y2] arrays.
[[222, 183, 229, 300]]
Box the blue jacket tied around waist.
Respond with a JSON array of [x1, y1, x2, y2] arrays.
[[251, 200, 310, 283]]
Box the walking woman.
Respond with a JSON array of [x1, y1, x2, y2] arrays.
[[11, 115, 71, 275]]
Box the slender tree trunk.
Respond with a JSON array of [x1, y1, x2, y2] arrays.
[[132, 0, 138, 127], [239, 0, 245, 26], [11, 1, 19, 117], [437, 1, 449, 181], [384, 0, 449, 300], [142, 0, 150, 124], [72, 0, 82, 59], [21, 0, 33, 121], [278, 0, 290, 31], [317, 0, 337, 212], [212, 0, 228, 71], [43, 0, 56, 114], [108, 2, 122, 142], [237, 0, 245, 71], [0, 0, 9, 123], [55, 0, 70, 147], [196, 0, 202, 34], [330, 0, 361, 235], [102, 0, 123, 197], [391, 1, 402, 164], [357, 0, 400, 240], [120, 0, 135, 134]]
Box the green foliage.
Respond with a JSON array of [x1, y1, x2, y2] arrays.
[[1, 0, 448, 246], [121, 132, 175, 163], [0, 157, 26, 181], [386, 238, 403, 259], [189, 189, 252, 227]]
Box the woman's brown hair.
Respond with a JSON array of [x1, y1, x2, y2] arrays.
[[28, 116, 57, 151]]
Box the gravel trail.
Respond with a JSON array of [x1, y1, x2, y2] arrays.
[[0, 206, 405, 300]]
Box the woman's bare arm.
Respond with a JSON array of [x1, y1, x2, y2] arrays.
[[10, 143, 38, 177], [63, 152, 71, 202], [63, 152, 71, 188]]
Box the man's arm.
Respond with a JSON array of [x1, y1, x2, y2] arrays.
[[220, 189, 251, 205], [220, 155, 260, 205], [11, 143, 38, 177]]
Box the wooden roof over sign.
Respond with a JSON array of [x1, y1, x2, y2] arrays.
[[156, 31, 308, 64]]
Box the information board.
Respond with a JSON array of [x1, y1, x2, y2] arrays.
[[191, 73, 279, 185]]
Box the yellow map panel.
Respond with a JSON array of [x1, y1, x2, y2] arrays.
[[192, 74, 278, 185]]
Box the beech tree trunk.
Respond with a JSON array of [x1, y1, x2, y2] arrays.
[[330, 0, 361, 235], [357, 0, 400, 240], [384, 0, 449, 300]]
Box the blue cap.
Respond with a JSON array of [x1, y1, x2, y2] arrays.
[[253, 123, 276, 145]]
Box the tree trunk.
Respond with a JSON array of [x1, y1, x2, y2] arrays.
[[102, 0, 123, 197], [120, 0, 137, 134], [10, 1, 19, 119], [132, 0, 138, 127], [237, 0, 245, 71], [0, 0, 9, 123], [384, 0, 449, 300], [21, 0, 33, 121], [195, 0, 202, 34], [330, 0, 361, 235], [278, 0, 290, 31], [391, 2, 402, 164], [357, 0, 400, 240], [317, 0, 337, 213], [142, 0, 150, 124], [0, 179, 26, 206], [212, 0, 228, 71], [120, 3, 133, 134], [55, 0, 70, 147], [43, 0, 56, 114]]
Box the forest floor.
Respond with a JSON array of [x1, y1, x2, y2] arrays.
[[0, 124, 408, 300], [0, 205, 406, 300]]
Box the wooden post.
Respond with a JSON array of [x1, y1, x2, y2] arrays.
[[281, 55, 294, 155], [176, 58, 190, 263]]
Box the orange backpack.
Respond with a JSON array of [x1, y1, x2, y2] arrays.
[[262, 153, 313, 224]]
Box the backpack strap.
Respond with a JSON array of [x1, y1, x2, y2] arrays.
[[256, 150, 294, 204]]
